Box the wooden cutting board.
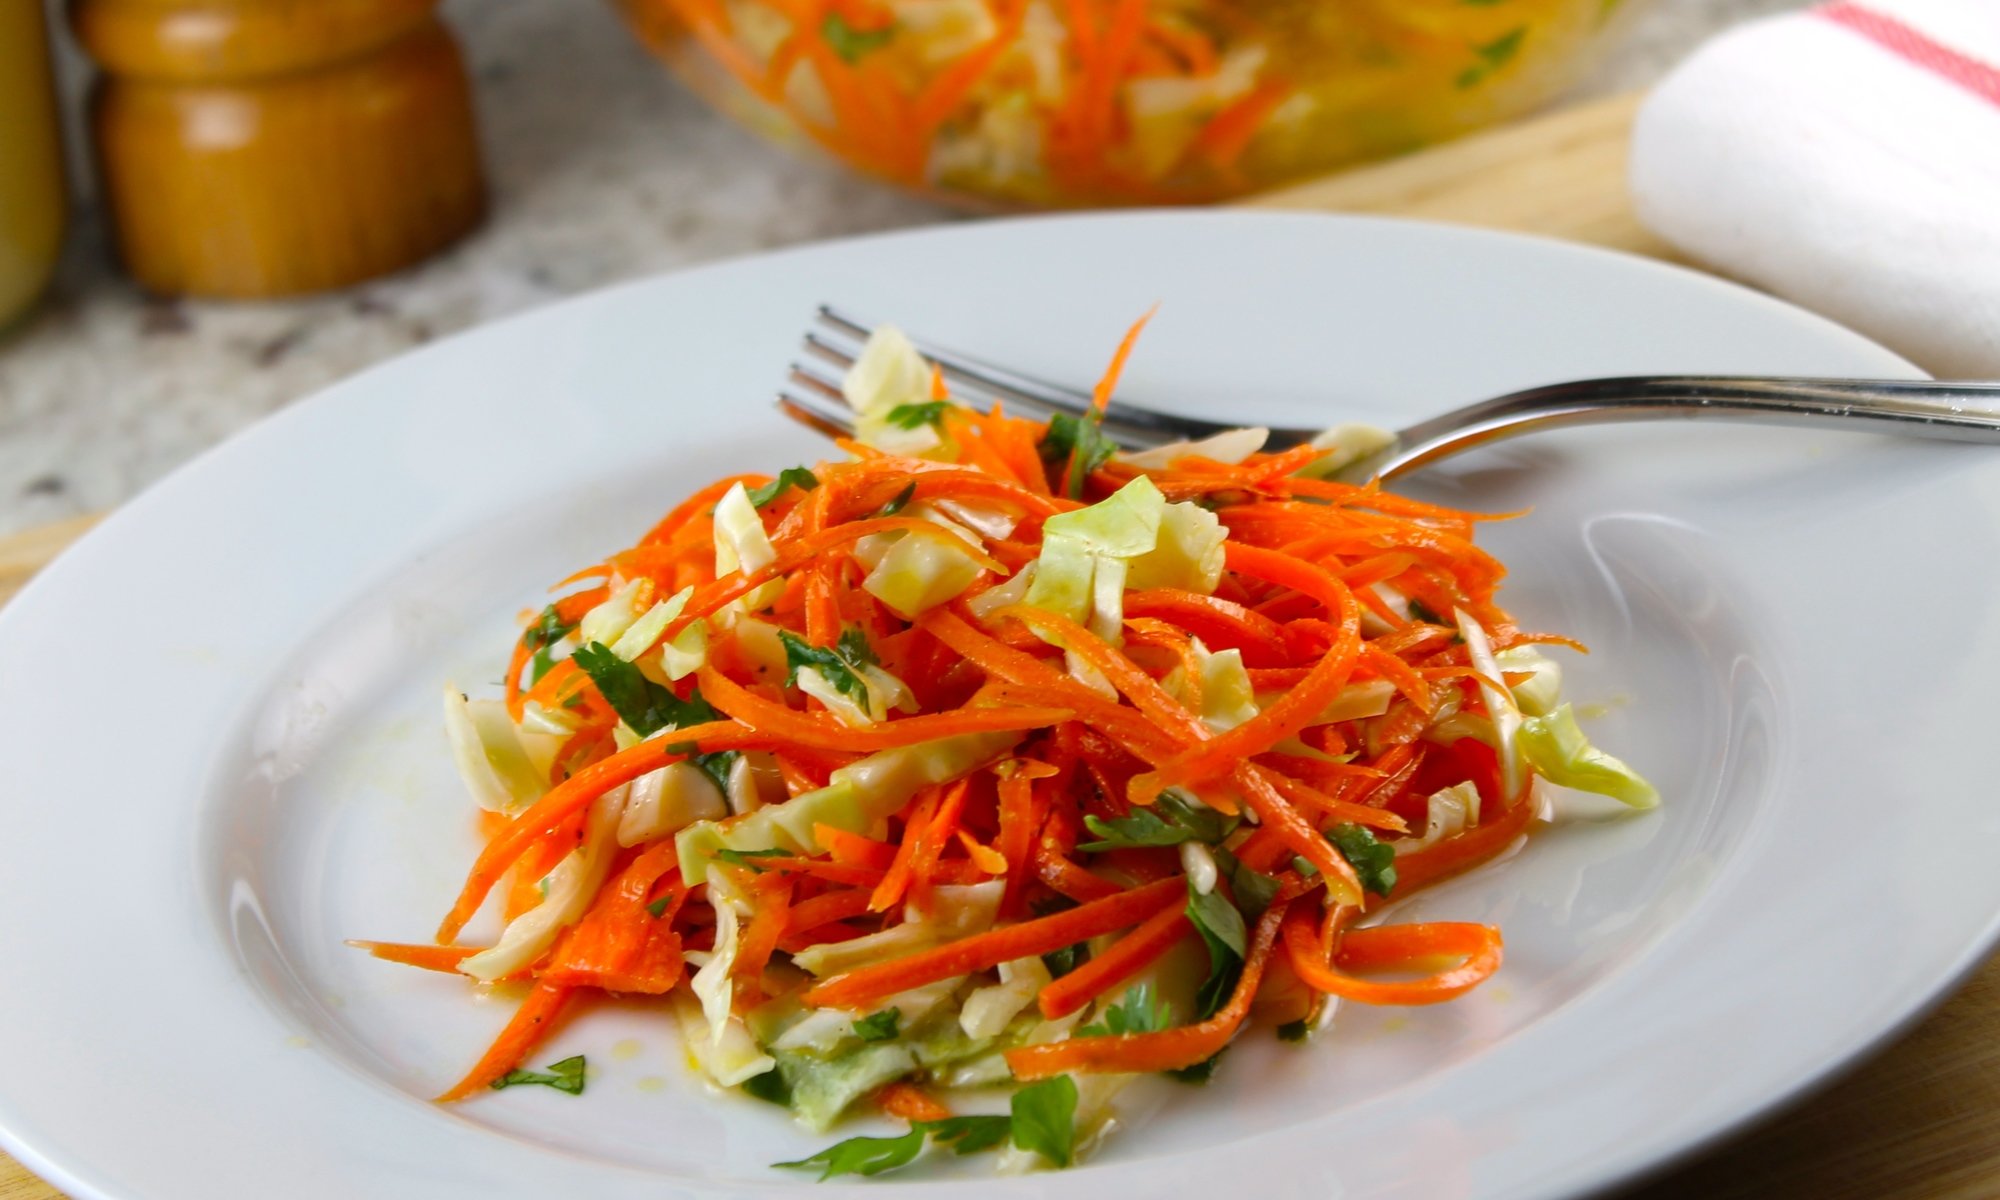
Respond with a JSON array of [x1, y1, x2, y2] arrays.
[[4, 93, 1996, 1200]]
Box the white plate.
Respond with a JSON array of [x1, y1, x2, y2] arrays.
[[3, 212, 1996, 1200]]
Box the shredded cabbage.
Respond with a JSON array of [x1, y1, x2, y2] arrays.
[[1496, 644, 1564, 717], [791, 882, 1005, 977], [609, 586, 693, 661], [1396, 782, 1478, 856], [959, 955, 1052, 1039], [577, 577, 648, 648], [1126, 500, 1227, 595], [616, 761, 727, 847], [1299, 423, 1398, 480], [441, 687, 545, 813], [1026, 475, 1166, 642], [1120, 426, 1268, 470], [842, 326, 944, 454], [670, 988, 774, 1088], [677, 732, 1023, 883], [1456, 608, 1521, 811], [1518, 704, 1659, 809], [862, 522, 988, 618], [714, 482, 783, 610]]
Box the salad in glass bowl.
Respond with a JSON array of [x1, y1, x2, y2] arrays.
[[612, 0, 1646, 208]]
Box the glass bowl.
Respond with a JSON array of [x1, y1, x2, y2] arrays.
[[612, 0, 1647, 209]]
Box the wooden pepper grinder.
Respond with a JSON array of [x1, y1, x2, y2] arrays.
[[71, 0, 487, 298]]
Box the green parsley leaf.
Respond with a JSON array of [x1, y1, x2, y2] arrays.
[[852, 1008, 902, 1042], [1478, 25, 1527, 66], [1166, 1049, 1224, 1085], [523, 604, 578, 684], [821, 11, 895, 63], [742, 1067, 792, 1106], [1405, 597, 1445, 626], [776, 1127, 926, 1180], [1328, 824, 1398, 898], [1213, 847, 1281, 916], [1041, 942, 1087, 979], [748, 466, 820, 508], [1186, 882, 1248, 1021], [1009, 1075, 1079, 1169], [522, 604, 575, 651], [687, 747, 739, 795], [1041, 410, 1117, 500], [922, 1115, 1013, 1155], [780, 628, 878, 706], [491, 1054, 586, 1096], [876, 481, 918, 517], [713, 847, 789, 872], [1456, 25, 1527, 87], [1079, 792, 1235, 852], [884, 401, 948, 430], [572, 643, 709, 737], [1079, 982, 1170, 1038], [645, 893, 673, 918], [1277, 1019, 1313, 1043]]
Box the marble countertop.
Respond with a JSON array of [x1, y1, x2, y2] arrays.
[[0, 0, 1802, 535]]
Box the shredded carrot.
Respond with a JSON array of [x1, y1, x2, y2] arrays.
[[436, 981, 576, 1102], [1008, 900, 1292, 1077], [805, 877, 1185, 1010], [878, 1080, 953, 1124], [1282, 909, 1504, 1007], [1035, 901, 1191, 1019]]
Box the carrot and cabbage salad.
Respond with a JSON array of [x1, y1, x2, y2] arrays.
[[616, 0, 1632, 207], [354, 319, 1656, 1178]]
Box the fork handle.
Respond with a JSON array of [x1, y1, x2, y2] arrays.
[[1361, 377, 2000, 479]]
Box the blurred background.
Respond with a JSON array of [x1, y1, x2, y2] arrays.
[[0, 0, 1801, 538]]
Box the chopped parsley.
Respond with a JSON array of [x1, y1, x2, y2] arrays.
[[884, 401, 948, 430], [1079, 983, 1169, 1038], [645, 893, 673, 918], [1457, 25, 1527, 87], [712, 848, 789, 872], [1009, 1076, 1079, 1169], [776, 1127, 927, 1180], [1277, 1019, 1313, 1043], [851, 1008, 902, 1042], [1041, 942, 1088, 979], [570, 645, 740, 790], [742, 1068, 792, 1107], [1185, 882, 1248, 1020], [1080, 791, 1235, 852], [1040, 410, 1117, 500], [876, 481, 918, 517], [1166, 1049, 1225, 1085], [1405, 597, 1445, 626], [924, 1115, 1014, 1155], [522, 604, 577, 684], [748, 466, 820, 508], [775, 1079, 1076, 1179], [1214, 848, 1281, 915], [491, 1054, 586, 1096], [1328, 824, 1398, 898], [821, 12, 894, 63], [780, 627, 880, 707]]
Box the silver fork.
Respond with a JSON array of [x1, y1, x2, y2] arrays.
[[778, 305, 2000, 481]]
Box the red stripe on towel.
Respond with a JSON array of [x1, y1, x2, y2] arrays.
[[1818, 3, 2000, 109]]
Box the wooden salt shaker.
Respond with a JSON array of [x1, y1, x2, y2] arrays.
[[71, 0, 487, 298]]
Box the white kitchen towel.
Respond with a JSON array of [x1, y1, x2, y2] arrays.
[[1630, 0, 2000, 377]]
